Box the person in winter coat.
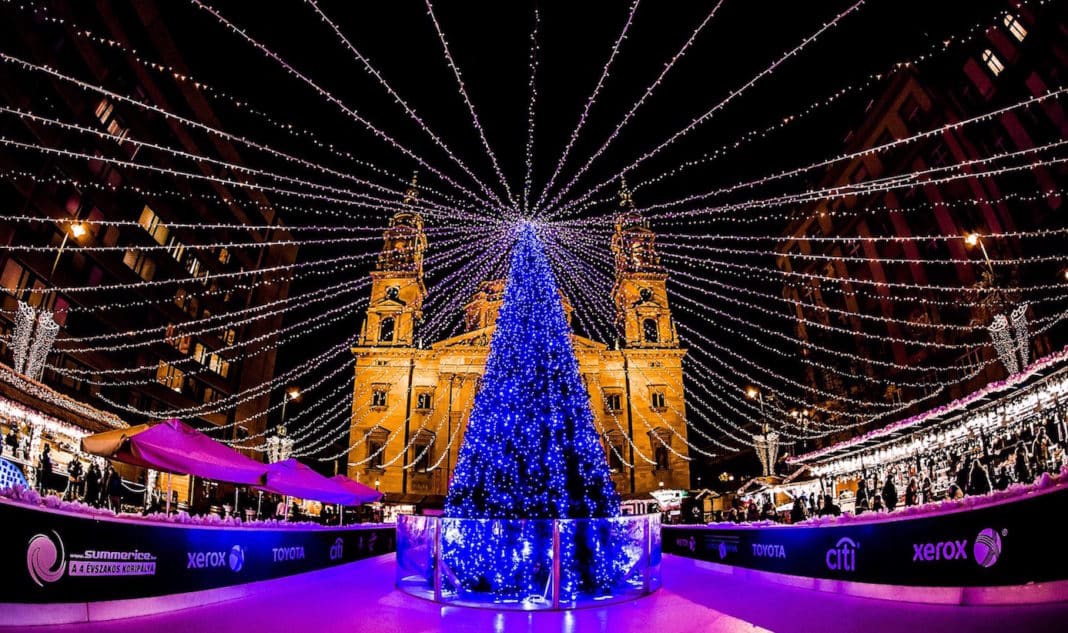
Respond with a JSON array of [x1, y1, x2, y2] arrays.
[[1014, 443, 1033, 485], [969, 459, 992, 496], [882, 476, 899, 512], [854, 480, 870, 515], [904, 478, 919, 506], [84, 462, 101, 506]]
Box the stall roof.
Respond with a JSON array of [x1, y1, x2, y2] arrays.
[[0, 362, 128, 433], [791, 353, 1068, 468]]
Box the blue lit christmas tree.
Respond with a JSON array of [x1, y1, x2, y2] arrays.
[[445, 223, 621, 520]]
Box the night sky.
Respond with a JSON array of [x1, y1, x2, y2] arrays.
[[3, 0, 1049, 479]]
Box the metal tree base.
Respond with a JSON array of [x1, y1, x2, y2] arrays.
[[395, 514, 662, 610]]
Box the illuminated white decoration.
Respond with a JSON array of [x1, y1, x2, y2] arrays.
[[1011, 303, 1030, 366], [11, 302, 34, 375], [25, 311, 59, 381], [753, 432, 780, 477], [989, 314, 1019, 374]]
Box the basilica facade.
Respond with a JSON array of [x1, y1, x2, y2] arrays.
[[349, 179, 690, 500]]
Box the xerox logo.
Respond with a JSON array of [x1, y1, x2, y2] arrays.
[[27, 531, 66, 587], [329, 538, 344, 561], [272, 545, 305, 563], [187, 545, 245, 572], [751, 543, 787, 559], [825, 537, 859, 572], [912, 539, 968, 562], [973, 528, 1004, 568], [911, 528, 1005, 568]]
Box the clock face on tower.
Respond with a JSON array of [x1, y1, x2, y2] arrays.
[[386, 286, 400, 301], [639, 288, 653, 303]]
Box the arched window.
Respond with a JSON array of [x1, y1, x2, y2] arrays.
[[643, 318, 659, 343], [982, 49, 1005, 77], [655, 445, 670, 470], [1003, 13, 1027, 42], [379, 316, 395, 343]]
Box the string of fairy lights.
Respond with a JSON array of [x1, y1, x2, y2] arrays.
[[0, 0, 1065, 479]]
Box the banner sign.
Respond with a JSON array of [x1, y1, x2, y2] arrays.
[[2, 500, 395, 604], [664, 486, 1068, 587]]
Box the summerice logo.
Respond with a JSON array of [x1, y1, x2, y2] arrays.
[[27, 531, 66, 587]]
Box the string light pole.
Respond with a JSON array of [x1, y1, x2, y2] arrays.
[[747, 386, 779, 477], [267, 387, 300, 463], [966, 232, 1029, 372]]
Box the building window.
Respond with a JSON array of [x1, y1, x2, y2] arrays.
[[643, 318, 659, 343], [1003, 13, 1027, 41], [982, 49, 1005, 77], [605, 432, 626, 473], [166, 236, 186, 262], [650, 390, 666, 410], [218, 248, 231, 264], [122, 249, 156, 281], [416, 391, 433, 411], [94, 98, 114, 124], [367, 441, 384, 469], [156, 361, 184, 393], [379, 316, 395, 343], [138, 205, 169, 245], [371, 388, 388, 408], [655, 445, 670, 470], [411, 432, 435, 472], [224, 328, 237, 345], [366, 427, 388, 469], [603, 391, 623, 413]]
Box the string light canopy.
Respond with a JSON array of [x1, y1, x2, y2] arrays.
[[0, 0, 1062, 475]]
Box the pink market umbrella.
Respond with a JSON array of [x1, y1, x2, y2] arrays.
[[257, 459, 360, 505], [327, 475, 382, 526], [81, 418, 266, 485], [329, 475, 383, 504], [82, 418, 267, 514]]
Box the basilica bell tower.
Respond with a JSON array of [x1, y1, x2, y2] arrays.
[[360, 174, 428, 347], [610, 177, 678, 349]]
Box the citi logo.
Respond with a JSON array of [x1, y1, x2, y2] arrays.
[[752, 543, 786, 559], [912, 539, 967, 562], [272, 546, 305, 562], [674, 537, 696, 553], [329, 538, 344, 561], [826, 537, 859, 572], [187, 545, 244, 572]]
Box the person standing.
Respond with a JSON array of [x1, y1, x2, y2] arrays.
[[904, 478, 919, 507], [818, 495, 841, 517], [920, 475, 933, 504], [1032, 427, 1052, 475], [1014, 442, 1033, 485], [84, 462, 101, 506], [854, 480, 870, 515], [64, 459, 84, 501], [106, 466, 124, 512], [882, 476, 899, 512], [4, 427, 17, 456], [38, 444, 53, 494], [969, 459, 992, 496]]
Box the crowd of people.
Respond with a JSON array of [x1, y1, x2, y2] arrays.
[[711, 412, 1067, 524]]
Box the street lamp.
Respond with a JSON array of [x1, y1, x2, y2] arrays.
[[50, 222, 87, 278]]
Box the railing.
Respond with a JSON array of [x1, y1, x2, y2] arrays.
[[396, 513, 661, 610]]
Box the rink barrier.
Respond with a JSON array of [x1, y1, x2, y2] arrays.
[[663, 484, 1068, 604], [0, 497, 395, 624]]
